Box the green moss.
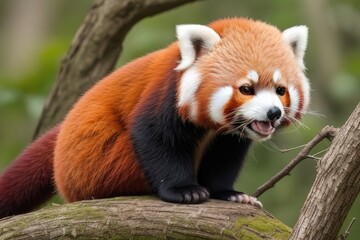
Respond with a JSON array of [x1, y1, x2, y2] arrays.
[[225, 213, 291, 239]]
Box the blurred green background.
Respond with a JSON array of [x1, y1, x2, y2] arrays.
[[0, 0, 359, 238]]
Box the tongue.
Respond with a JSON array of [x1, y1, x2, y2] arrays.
[[250, 121, 275, 136]]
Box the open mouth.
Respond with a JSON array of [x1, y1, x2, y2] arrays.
[[247, 120, 275, 137]]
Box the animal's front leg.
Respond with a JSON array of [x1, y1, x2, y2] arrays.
[[131, 109, 209, 204], [198, 134, 262, 208]]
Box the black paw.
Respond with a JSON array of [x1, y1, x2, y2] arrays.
[[211, 190, 262, 208], [158, 185, 209, 204]]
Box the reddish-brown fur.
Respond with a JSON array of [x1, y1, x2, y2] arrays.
[[189, 19, 300, 128], [55, 19, 302, 201], [54, 44, 181, 201], [0, 125, 59, 217], [1, 18, 306, 216]]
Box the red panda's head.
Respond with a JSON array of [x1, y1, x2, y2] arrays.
[[176, 18, 310, 141]]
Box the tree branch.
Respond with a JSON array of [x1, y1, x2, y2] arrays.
[[33, 0, 201, 138], [0, 197, 291, 239], [338, 218, 356, 240], [290, 102, 360, 240], [253, 125, 337, 198]]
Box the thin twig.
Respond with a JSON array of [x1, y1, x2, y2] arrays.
[[281, 144, 308, 153], [253, 125, 337, 198], [312, 147, 330, 157], [338, 218, 356, 240], [305, 155, 321, 161]]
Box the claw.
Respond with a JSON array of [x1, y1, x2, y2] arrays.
[[211, 190, 263, 208]]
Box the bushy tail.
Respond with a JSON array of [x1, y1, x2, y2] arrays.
[[0, 125, 60, 218]]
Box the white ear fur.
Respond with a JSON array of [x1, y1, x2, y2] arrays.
[[282, 26, 308, 70], [175, 24, 221, 71]]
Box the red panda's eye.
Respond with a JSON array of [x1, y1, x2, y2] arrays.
[[276, 86, 286, 96], [239, 85, 255, 95]]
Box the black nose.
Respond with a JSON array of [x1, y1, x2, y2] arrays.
[[267, 107, 282, 121]]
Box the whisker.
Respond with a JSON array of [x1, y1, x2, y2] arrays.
[[258, 141, 278, 152], [263, 140, 283, 152], [283, 107, 326, 118], [216, 120, 237, 133], [284, 116, 310, 130], [230, 118, 254, 137]]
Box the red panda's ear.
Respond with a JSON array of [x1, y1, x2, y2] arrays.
[[282, 26, 308, 70], [175, 24, 221, 71]]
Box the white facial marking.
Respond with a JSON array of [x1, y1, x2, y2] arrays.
[[273, 69, 282, 83], [300, 73, 311, 114], [238, 89, 284, 122], [289, 74, 311, 120], [247, 70, 259, 83], [175, 24, 221, 71], [238, 90, 284, 141], [178, 66, 201, 107], [209, 86, 233, 124], [288, 85, 300, 119]]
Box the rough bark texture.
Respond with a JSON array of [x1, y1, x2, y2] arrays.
[[290, 102, 360, 240], [0, 197, 291, 240], [33, 0, 200, 138]]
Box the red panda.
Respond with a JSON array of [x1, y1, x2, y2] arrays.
[[0, 18, 310, 218]]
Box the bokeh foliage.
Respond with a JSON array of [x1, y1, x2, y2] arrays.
[[0, 0, 359, 238]]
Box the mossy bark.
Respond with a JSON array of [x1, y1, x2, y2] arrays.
[[0, 197, 291, 239]]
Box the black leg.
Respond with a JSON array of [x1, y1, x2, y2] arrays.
[[197, 134, 252, 201], [130, 70, 208, 204], [131, 118, 208, 203]]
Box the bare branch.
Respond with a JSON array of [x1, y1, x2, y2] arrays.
[[280, 143, 308, 153], [253, 125, 337, 198], [338, 218, 356, 240]]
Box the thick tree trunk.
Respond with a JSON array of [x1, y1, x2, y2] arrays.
[[0, 197, 291, 239], [33, 0, 200, 138], [290, 102, 360, 239]]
